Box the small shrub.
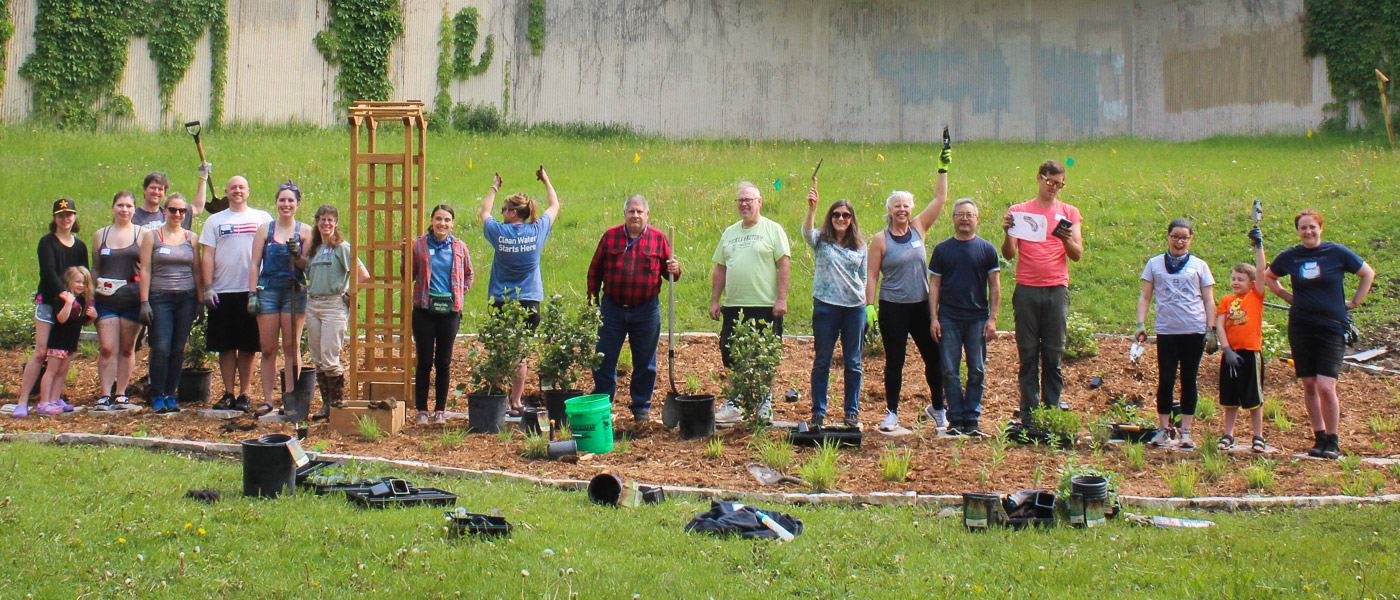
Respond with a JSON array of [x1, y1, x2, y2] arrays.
[[0, 304, 35, 349], [1193, 395, 1217, 423], [520, 434, 549, 459], [879, 446, 912, 482], [1122, 443, 1146, 471], [1063, 312, 1099, 360], [1163, 462, 1199, 497], [797, 441, 843, 492], [1366, 414, 1399, 433], [703, 438, 723, 460], [184, 320, 215, 370], [451, 101, 504, 133], [355, 415, 382, 442], [1243, 458, 1276, 490], [535, 296, 604, 391], [723, 319, 783, 430], [862, 318, 883, 356], [751, 434, 793, 471], [530, 120, 638, 140], [1260, 320, 1288, 360]]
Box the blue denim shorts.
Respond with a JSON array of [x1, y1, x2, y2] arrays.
[[258, 284, 307, 314], [96, 303, 141, 322], [34, 298, 55, 324]]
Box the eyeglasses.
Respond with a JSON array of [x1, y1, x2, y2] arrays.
[[165, 207, 187, 215], [736, 198, 758, 204], [1041, 178, 1066, 190], [952, 212, 977, 219], [830, 212, 853, 220], [1169, 235, 1192, 242]]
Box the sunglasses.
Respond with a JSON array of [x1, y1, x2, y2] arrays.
[[1041, 178, 1067, 190], [165, 207, 187, 215], [830, 212, 853, 220]]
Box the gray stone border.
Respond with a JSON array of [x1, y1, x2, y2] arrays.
[[5, 432, 1398, 510]]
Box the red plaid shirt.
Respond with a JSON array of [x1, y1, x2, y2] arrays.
[[587, 224, 679, 306]]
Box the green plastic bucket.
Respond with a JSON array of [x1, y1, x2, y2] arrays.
[[564, 393, 614, 455]]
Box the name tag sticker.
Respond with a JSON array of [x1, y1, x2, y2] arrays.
[[428, 249, 436, 256], [1055, 213, 1068, 222], [100, 248, 112, 255], [911, 240, 923, 249], [157, 247, 172, 255]]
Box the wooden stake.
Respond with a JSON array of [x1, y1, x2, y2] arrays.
[[1379, 69, 1394, 147]]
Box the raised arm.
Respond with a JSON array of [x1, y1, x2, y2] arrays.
[[540, 168, 560, 222], [912, 147, 951, 235], [190, 162, 211, 217], [479, 173, 502, 223], [802, 185, 819, 237]]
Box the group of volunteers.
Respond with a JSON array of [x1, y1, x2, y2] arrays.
[[13, 152, 1377, 460]]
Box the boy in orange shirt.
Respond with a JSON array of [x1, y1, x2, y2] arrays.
[[1216, 225, 1269, 452]]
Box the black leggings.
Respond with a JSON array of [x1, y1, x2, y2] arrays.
[[878, 299, 942, 412], [412, 307, 460, 412], [1156, 333, 1204, 417]]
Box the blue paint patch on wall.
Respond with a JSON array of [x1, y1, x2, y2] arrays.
[[1039, 46, 1123, 135], [875, 49, 1011, 113]]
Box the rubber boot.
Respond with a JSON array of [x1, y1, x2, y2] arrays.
[[1320, 433, 1342, 460], [312, 372, 331, 421], [1306, 430, 1327, 458]]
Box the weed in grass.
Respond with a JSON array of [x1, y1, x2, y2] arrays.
[[1201, 451, 1229, 484], [1337, 452, 1363, 473], [439, 427, 468, 449], [879, 446, 912, 482], [1199, 432, 1221, 458], [1339, 470, 1386, 496], [751, 434, 793, 470], [310, 440, 330, 453], [985, 431, 1010, 473], [1366, 414, 1399, 433], [1243, 458, 1277, 490], [949, 437, 965, 467], [496, 427, 514, 443], [1031, 463, 1045, 488], [1163, 462, 1200, 497], [1389, 462, 1400, 482], [1122, 443, 1146, 471], [77, 339, 100, 360], [520, 434, 549, 459], [1264, 399, 1294, 432], [703, 437, 724, 460], [797, 441, 843, 492], [1371, 440, 1386, 452], [355, 415, 383, 442], [615, 434, 630, 453], [1194, 396, 1217, 423]]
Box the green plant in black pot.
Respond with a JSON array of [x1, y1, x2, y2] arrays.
[[1030, 406, 1083, 449], [178, 318, 217, 405], [723, 319, 783, 430], [535, 296, 603, 392], [465, 301, 534, 433]]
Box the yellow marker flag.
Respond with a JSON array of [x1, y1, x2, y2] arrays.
[[876, 153, 886, 162], [469, 157, 473, 169], [634, 152, 641, 164]]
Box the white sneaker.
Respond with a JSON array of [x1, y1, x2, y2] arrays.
[[923, 406, 948, 430], [416, 411, 430, 425], [715, 403, 743, 424], [432, 411, 448, 425], [759, 396, 773, 421], [1147, 428, 1171, 448], [879, 410, 899, 431]]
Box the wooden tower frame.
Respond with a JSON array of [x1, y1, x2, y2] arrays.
[[346, 101, 427, 404]]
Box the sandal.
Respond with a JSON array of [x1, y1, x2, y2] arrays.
[[507, 407, 523, 418], [254, 403, 275, 417], [1251, 436, 1267, 453], [1217, 434, 1235, 451], [114, 395, 131, 406], [93, 396, 114, 411]]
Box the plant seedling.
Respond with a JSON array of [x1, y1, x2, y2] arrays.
[[703, 438, 724, 460], [355, 415, 383, 442], [879, 446, 912, 482], [797, 440, 842, 492]]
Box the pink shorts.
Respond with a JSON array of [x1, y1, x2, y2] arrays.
[[45, 348, 69, 360]]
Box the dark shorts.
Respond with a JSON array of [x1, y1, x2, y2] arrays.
[[95, 304, 141, 323], [1288, 322, 1345, 379], [491, 299, 541, 330], [1219, 349, 1264, 410], [208, 292, 261, 353]]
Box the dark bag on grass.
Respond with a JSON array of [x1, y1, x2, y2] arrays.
[[685, 500, 803, 540]]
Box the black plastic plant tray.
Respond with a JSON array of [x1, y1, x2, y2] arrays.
[[295, 459, 342, 485], [346, 487, 458, 508], [447, 513, 513, 537], [787, 426, 863, 448], [1108, 425, 1159, 443]]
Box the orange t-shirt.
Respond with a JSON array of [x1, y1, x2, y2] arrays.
[[1009, 199, 1082, 287], [1217, 288, 1263, 352]]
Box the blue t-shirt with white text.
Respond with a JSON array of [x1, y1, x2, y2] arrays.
[[1268, 242, 1365, 333], [483, 213, 553, 301]]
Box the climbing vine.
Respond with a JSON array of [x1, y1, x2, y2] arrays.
[[431, 12, 454, 130], [1303, 0, 1400, 129], [453, 7, 493, 78], [19, 0, 146, 129], [0, 0, 12, 94], [315, 0, 404, 107], [146, 0, 228, 123], [527, 0, 545, 56]]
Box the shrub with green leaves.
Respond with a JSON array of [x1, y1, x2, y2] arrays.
[[467, 301, 535, 395], [723, 319, 783, 429], [452, 101, 505, 134], [535, 296, 603, 391], [1063, 312, 1099, 359], [0, 303, 34, 349]]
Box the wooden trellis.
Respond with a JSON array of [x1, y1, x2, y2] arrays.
[[346, 101, 427, 403]]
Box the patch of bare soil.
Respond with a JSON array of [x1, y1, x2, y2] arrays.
[[3, 335, 1398, 498]]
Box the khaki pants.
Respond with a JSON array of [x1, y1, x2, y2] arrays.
[[306, 296, 348, 375]]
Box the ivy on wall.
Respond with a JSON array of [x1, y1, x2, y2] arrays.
[[315, 0, 404, 108], [1, 0, 13, 94], [1303, 0, 1399, 129], [527, 0, 545, 56], [146, 0, 228, 126], [453, 7, 493, 78], [19, 0, 146, 128]]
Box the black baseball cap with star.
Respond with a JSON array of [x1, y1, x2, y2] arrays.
[[52, 198, 77, 215]]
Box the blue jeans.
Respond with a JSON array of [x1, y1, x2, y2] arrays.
[[939, 317, 987, 423], [590, 295, 660, 412], [811, 300, 864, 418], [149, 290, 198, 396]]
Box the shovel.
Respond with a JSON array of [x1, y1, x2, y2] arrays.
[[747, 464, 805, 487], [184, 120, 228, 214], [661, 225, 682, 428]]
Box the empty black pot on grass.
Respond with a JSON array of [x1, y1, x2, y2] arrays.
[[468, 394, 508, 434], [241, 434, 298, 498]]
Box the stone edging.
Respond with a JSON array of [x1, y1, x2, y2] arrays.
[[5, 432, 1399, 511]]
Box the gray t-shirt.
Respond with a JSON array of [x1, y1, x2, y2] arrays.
[[1140, 254, 1215, 335], [803, 227, 866, 307]]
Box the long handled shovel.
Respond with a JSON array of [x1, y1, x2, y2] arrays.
[[184, 120, 228, 214], [661, 225, 682, 428]]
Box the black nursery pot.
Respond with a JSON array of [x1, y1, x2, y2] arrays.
[[543, 389, 583, 430], [468, 394, 508, 434], [675, 394, 716, 440], [241, 434, 298, 498], [177, 368, 215, 405]]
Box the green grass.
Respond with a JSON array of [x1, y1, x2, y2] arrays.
[[796, 440, 843, 492], [878, 445, 913, 482], [4, 442, 1400, 597], [1, 127, 1396, 335], [750, 432, 794, 471]]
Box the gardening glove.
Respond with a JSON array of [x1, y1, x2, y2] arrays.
[[937, 147, 952, 173], [1247, 225, 1263, 249], [247, 291, 260, 315], [1205, 329, 1219, 354], [865, 304, 878, 326], [1132, 323, 1147, 342], [139, 301, 154, 326], [199, 161, 213, 181], [204, 289, 220, 307], [285, 237, 301, 257], [1222, 346, 1243, 367]]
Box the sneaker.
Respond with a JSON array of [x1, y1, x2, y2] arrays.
[[632, 409, 651, 423], [36, 401, 64, 416], [842, 413, 859, 428], [93, 396, 114, 411], [879, 410, 899, 431], [714, 403, 743, 424], [1147, 428, 1172, 448], [923, 406, 948, 430], [1177, 432, 1196, 450], [416, 411, 430, 425], [1057, 400, 1070, 410], [11, 404, 29, 418], [433, 411, 447, 425], [233, 395, 251, 412], [759, 396, 773, 421], [809, 414, 824, 430], [963, 420, 985, 437], [212, 393, 235, 411], [163, 396, 181, 414], [944, 421, 964, 437], [1320, 434, 1342, 460]]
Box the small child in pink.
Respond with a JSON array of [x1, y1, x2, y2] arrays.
[[35, 267, 97, 415]]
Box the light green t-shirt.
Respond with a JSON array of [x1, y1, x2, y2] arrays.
[[711, 216, 791, 307]]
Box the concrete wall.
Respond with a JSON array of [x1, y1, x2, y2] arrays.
[[0, 0, 1326, 141]]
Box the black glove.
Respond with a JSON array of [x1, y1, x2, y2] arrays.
[[194, 303, 206, 324], [1247, 225, 1263, 249], [286, 238, 301, 257], [139, 302, 154, 326], [1222, 346, 1243, 367]]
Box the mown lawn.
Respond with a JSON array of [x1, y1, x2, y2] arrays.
[[0, 126, 1395, 336], [1, 441, 1398, 598]]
